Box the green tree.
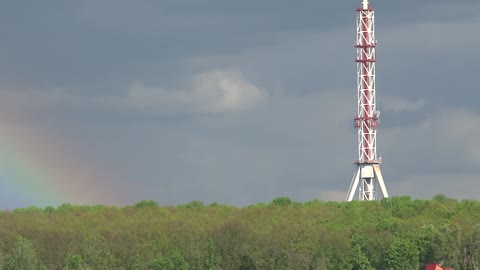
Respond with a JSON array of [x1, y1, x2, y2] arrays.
[[78, 233, 114, 270], [461, 224, 480, 270], [271, 197, 292, 207], [413, 224, 437, 265], [5, 196, 480, 269], [131, 254, 143, 270], [148, 250, 189, 270], [386, 238, 419, 270], [37, 262, 48, 270], [239, 255, 256, 270], [43, 206, 55, 213], [205, 239, 217, 270], [56, 203, 74, 212], [3, 236, 38, 270], [0, 249, 4, 270], [179, 200, 205, 209], [214, 220, 252, 270], [148, 259, 164, 270], [64, 254, 84, 270], [134, 200, 159, 208], [350, 234, 375, 270], [431, 223, 462, 269]]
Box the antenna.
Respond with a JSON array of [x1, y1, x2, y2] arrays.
[[362, 0, 369, 9], [346, 0, 389, 201]]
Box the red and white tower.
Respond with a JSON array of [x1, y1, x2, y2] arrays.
[[346, 0, 389, 201]]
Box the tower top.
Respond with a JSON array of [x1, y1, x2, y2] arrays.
[[362, 0, 369, 9]]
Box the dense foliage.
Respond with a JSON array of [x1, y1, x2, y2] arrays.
[[0, 195, 479, 269]]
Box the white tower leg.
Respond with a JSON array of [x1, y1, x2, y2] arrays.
[[373, 164, 389, 198], [346, 168, 360, 201], [346, 163, 389, 202]]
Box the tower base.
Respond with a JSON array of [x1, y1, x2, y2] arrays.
[[346, 163, 388, 201]]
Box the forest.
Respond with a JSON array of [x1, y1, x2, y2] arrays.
[[0, 195, 479, 270]]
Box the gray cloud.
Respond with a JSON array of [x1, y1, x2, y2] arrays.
[[0, 69, 267, 115], [3, 0, 476, 92], [381, 96, 426, 113], [0, 1, 479, 207], [390, 173, 480, 200]]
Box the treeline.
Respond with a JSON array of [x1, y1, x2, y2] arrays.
[[0, 195, 479, 270]]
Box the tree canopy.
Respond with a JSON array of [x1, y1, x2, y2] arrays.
[[0, 195, 477, 269]]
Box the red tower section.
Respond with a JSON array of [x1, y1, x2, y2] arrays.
[[346, 0, 389, 201]]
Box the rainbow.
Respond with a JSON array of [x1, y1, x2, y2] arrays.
[[0, 112, 121, 208]]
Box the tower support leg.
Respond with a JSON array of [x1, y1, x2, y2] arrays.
[[373, 164, 389, 198], [346, 163, 389, 201], [346, 167, 361, 202]]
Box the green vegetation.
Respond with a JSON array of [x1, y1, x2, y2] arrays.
[[0, 195, 479, 269]]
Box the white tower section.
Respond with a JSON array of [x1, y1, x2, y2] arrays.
[[362, 0, 369, 9], [346, 0, 389, 201]]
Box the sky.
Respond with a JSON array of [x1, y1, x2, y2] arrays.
[[0, 0, 479, 208]]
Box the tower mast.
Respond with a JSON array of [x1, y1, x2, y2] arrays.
[[346, 0, 389, 201]]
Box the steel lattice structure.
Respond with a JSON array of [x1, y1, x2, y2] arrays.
[[346, 0, 389, 201]]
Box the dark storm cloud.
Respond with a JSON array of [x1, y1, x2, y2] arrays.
[[1, 0, 477, 92], [0, 1, 479, 207], [0, 1, 352, 91]]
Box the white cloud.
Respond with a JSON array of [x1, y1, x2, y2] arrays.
[[127, 70, 266, 113], [193, 70, 267, 113]]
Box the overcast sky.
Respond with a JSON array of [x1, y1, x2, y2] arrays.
[[0, 0, 479, 208]]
